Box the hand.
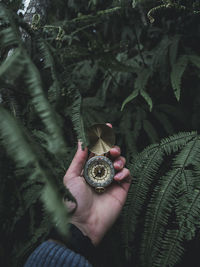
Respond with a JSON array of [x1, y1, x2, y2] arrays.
[[63, 132, 131, 245]]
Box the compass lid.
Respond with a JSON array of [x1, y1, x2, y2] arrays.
[[87, 123, 115, 155]]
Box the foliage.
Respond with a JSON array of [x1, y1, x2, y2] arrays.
[[1, 0, 200, 266]]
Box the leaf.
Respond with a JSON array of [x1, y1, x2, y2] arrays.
[[24, 58, 67, 156], [121, 89, 139, 111], [169, 35, 181, 67], [0, 106, 71, 236], [0, 48, 25, 80], [188, 55, 200, 69], [140, 90, 153, 111], [170, 55, 188, 101], [70, 89, 88, 147]]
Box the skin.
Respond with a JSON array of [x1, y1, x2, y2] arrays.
[[63, 125, 131, 246]]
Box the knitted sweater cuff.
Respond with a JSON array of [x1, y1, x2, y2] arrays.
[[24, 240, 92, 267]]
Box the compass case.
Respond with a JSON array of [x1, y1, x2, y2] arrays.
[[84, 156, 115, 189]]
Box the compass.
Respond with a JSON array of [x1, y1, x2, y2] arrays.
[[84, 124, 115, 193]]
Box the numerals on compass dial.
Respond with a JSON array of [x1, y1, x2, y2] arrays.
[[84, 156, 115, 189]]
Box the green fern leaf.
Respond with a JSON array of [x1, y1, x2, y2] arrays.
[[141, 168, 181, 266], [71, 89, 88, 147], [0, 48, 25, 80], [0, 5, 20, 48], [0, 107, 70, 236], [156, 190, 200, 267], [24, 59, 67, 156], [123, 132, 197, 260]]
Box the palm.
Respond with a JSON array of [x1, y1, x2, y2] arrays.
[[64, 142, 131, 245]]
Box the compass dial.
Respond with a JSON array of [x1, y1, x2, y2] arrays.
[[84, 156, 115, 190]]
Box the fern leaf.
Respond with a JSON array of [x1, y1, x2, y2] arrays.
[[170, 55, 188, 101], [0, 48, 25, 80], [123, 132, 197, 259], [71, 89, 88, 146], [141, 169, 181, 266], [156, 190, 200, 267], [0, 106, 70, 236], [160, 131, 197, 155], [0, 5, 20, 48], [122, 143, 164, 258], [24, 59, 67, 156], [38, 40, 62, 103]]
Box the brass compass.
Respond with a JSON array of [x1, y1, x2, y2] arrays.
[[84, 124, 115, 193]]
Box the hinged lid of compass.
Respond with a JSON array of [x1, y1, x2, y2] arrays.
[[87, 123, 115, 155]]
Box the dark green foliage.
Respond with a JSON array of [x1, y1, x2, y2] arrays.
[[1, 0, 200, 266]]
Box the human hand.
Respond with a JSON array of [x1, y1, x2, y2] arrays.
[[63, 127, 131, 245]]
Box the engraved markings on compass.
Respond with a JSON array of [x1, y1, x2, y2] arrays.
[[88, 161, 111, 182], [84, 156, 115, 188]]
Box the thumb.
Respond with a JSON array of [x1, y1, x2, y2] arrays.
[[65, 141, 88, 179]]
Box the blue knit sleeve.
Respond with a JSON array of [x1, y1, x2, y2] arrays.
[[24, 241, 93, 267]]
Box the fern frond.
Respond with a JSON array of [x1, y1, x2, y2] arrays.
[[170, 55, 188, 101], [0, 106, 70, 236], [156, 190, 200, 267], [123, 131, 197, 259], [0, 48, 25, 80], [160, 131, 197, 155], [141, 168, 181, 266], [24, 59, 67, 156], [0, 4, 21, 48], [122, 143, 164, 258], [37, 39, 62, 103], [70, 89, 88, 147]]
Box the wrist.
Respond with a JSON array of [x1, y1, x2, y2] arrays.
[[70, 216, 101, 246]]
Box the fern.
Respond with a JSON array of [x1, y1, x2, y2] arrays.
[[0, 106, 71, 235], [70, 88, 88, 147], [122, 132, 197, 261], [0, 48, 25, 80], [155, 189, 200, 267], [37, 39, 62, 104], [141, 168, 181, 266]]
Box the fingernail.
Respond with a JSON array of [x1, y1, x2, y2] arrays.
[[78, 141, 87, 151], [114, 161, 123, 168]]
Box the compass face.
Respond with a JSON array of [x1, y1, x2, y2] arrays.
[[84, 156, 115, 189]]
